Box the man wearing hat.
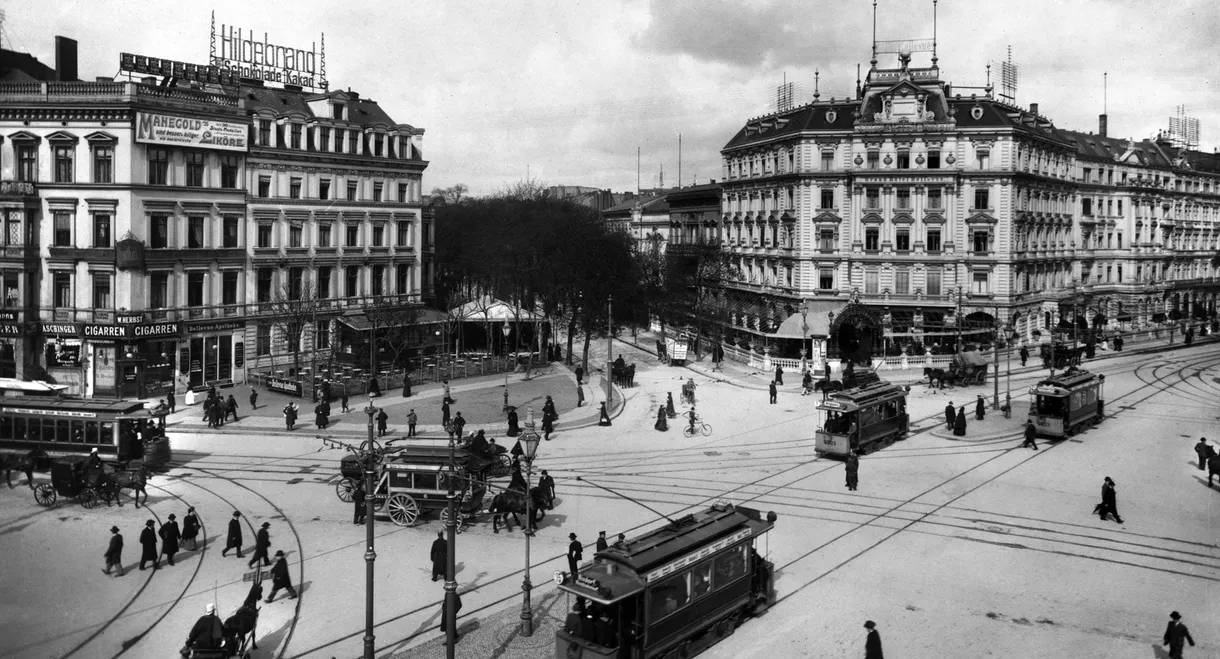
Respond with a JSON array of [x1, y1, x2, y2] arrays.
[[159, 514, 181, 566], [863, 620, 884, 659], [1163, 611, 1195, 658], [611, 533, 626, 550], [430, 531, 447, 582], [139, 519, 159, 570], [186, 603, 224, 651], [249, 521, 272, 568], [1195, 437, 1215, 470], [103, 526, 124, 576], [265, 550, 297, 602], [567, 533, 583, 581], [222, 511, 243, 558], [595, 531, 608, 552], [1021, 420, 1039, 450]]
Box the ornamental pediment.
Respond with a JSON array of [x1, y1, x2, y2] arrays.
[[861, 212, 884, 225], [812, 211, 842, 225], [922, 212, 946, 225], [966, 212, 998, 225], [892, 213, 914, 225]]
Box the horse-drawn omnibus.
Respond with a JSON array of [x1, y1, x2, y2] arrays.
[[556, 502, 776, 659], [815, 381, 909, 456], [1028, 367, 1106, 438], [0, 397, 171, 469]]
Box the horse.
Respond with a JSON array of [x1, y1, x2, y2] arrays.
[[923, 367, 951, 389], [223, 602, 259, 655], [1208, 455, 1220, 488], [489, 486, 548, 533], [110, 466, 150, 508], [1, 450, 45, 489], [814, 379, 843, 401]]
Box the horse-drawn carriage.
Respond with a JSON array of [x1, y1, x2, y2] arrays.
[[32, 455, 147, 508], [1040, 342, 1083, 370], [923, 351, 989, 388], [814, 363, 881, 398]]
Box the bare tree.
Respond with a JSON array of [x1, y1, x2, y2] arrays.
[[364, 299, 421, 377], [267, 281, 321, 387], [430, 183, 469, 205]]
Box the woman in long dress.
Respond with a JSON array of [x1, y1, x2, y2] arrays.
[[655, 406, 668, 432]]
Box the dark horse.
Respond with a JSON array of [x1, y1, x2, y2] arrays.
[[2, 449, 48, 488], [1208, 455, 1220, 488], [223, 603, 259, 655], [814, 379, 843, 401], [923, 367, 951, 389], [109, 466, 150, 508], [489, 486, 549, 533]]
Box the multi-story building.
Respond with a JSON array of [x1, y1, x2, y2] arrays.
[[716, 47, 1220, 365]]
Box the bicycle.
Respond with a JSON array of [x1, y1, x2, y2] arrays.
[[683, 416, 712, 438]]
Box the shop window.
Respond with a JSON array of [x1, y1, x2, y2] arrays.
[[93, 214, 111, 248], [188, 216, 205, 249], [16, 145, 37, 182], [256, 324, 271, 356], [865, 227, 879, 252], [54, 146, 74, 183], [150, 272, 169, 308], [223, 217, 239, 248], [53, 212, 72, 247], [185, 152, 205, 187], [148, 147, 169, 185], [926, 228, 941, 252], [93, 146, 113, 184], [92, 273, 111, 308], [187, 272, 205, 307], [222, 271, 238, 306]]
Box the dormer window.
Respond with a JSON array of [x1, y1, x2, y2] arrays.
[[374, 134, 384, 157], [290, 124, 302, 149], [333, 103, 345, 120]]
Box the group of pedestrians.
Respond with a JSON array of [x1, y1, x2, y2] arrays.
[[203, 389, 240, 429], [103, 507, 201, 575]]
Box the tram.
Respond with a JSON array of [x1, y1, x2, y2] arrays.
[[556, 502, 776, 659], [1028, 367, 1105, 438], [0, 398, 171, 468], [815, 381, 909, 456]]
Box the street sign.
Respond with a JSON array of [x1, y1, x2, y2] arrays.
[[243, 569, 271, 583]]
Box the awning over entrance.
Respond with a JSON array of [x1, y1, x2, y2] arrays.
[[769, 301, 841, 338], [0, 378, 70, 394], [335, 307, 448, 332], [449, 296, 546, 322]]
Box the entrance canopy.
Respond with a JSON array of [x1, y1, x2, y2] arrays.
[[769, 301, 841, 338], [450, 296, 545, 323]]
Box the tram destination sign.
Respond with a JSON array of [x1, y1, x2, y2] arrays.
[[644, 528, 753, 583]]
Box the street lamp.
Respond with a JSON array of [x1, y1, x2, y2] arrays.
[[444, 411, 459, 658], [827, 311, 835, 371], [518, 407, 542, 636], [502, 321, 511, 412], [799, 301, 809, 370], [1003, 324, 1018, 415], [954, 286, 964, 353]]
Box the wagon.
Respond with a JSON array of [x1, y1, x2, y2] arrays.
[[951, 351, 990, 385], [335, 446, 500, 527], [33, 456, 116, 508]]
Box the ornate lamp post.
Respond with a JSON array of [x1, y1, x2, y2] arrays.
[[443, 415, 458, 658], [518, 408, 542, 636], [827, 311, 835, 370], [799, 301, 809, 369], [955, 286, 964, 353], [605, 295, 613, 404], [502, 321, 511, 412], [1004, 324, 1018, 414]]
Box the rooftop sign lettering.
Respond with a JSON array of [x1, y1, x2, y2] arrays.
[[211, 17, 328, 91]]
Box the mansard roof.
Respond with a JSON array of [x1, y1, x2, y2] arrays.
[[722, 101, 857, 150], [243, 84, 399, 127]]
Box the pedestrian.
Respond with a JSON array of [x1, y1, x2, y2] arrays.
[[439, 588, 462, 634], [103, 525, 124, 576], [341, 392, 350, 413], [452, 412, 465, 438], [541, 413, 554, 440], [845, 451, 859, 491], [430, 531, 446, 581], [353, 482, 366, 525], [655, 406, 668, 432], [775, 363, 783, 386], [139, 519, 159, 570], [407, 409, 418, 437], [666, 392, 677, 418], [575, 365, 584, 385], [953, 407, 967, 436], [567, 532, 583, 579], [864, 620, 884, 659], [596, 530, 608, 552], [182, 507, 201, 550], [506, 407, 520, 436], [802, 370, 813, 396], [248, 388, 258, 410], [441, 400, 451, 428], [442, 379, 453, 404], [1019, 345, 1029, 367], [167, 391, 176, 414], [202, 395, 213, 423], [598, 402, 612, 426], [685, 378, 698, 405], [265, 550, 297, 602], [944, 402, 955, 430], [160, 514, 181, 566], [283, 402, 297, 431], [769, 380, 777, 404], [186, 603, 224, 652], [368, 377, 381, 398], [611, 533, 626, 550], [315, 402, 328, 430], [1194, 437, 1215, 470], [975, 395, 986, 421], [576, 383, 585, 407], [1022, 420, 1039, 450], [1098, 476, 1124, 524], [539, 469, 556, 508], [403, 373, 412, 398], [222, 511, 243, 558], [543, 395, 558, 422], [248, 522, 272, 568], [226, 394, 239, 422], [1163, 611, 1196, 659]]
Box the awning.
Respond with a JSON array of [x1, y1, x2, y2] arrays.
[[336, 307, 448, 332], [449, 296, 546, 322], [769, 301, 842, 338], [0, 378, 70, 394]]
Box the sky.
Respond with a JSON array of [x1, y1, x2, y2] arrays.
[[6, 0, 1217, 196]]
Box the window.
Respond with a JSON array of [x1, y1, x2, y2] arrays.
[[320, 179, 331, 200], [927, 149, 940, 169], [93, 214, 111, 248], [187, 272, 205, 307], [976, 149, 990, 169], [257, 223, 273, 248], [258, 176, 271, 198], [289, 177, 302, 199], [396, 221, 411, 247], [53, 212, 72, 247], [396, 266, 410, 294], [151, 214, 169, 249], [223, 217, 239, 248], [333, 103, 345, 120], [17, 146, 37, 182], [373, 182, 383, 202], [651, 572, 691, 619], [318, 224, 332, 247], [256, 324, 271, 356], [972, 271, 989, 295], [288, 267, 303, 299], [819, 229, 835, 251], [820, 189, 834, 209], [334, 128, 344, 153], [973, 188, 989, 210], [347, 180, 358, 201], [865, 227, 879, 251], [866, 151, 879, 170], [926, 270, 942, 296], [289, 225, 303, 248], [1116, 234, 1122, 249], [896, 269, 910, 294], [1117, 200, 1123, 215], [372, 225, 385, 246], [821, 151, 834, 171], [256, 268, 273, 302], [150, 272, 169, 308], [222, 271, 238, 306], [53, 272, 72, 308], [315, 321, 330, 349], [148, 148, 169, 185], [1117, 265, 1123, 282], [372, 265, 385, 296], [928, 189, 942, 210], [927, 228, 942, 252], [346, 224, 359, 247], [1082, 198, 1092, 216], [374, 134, 384, 157], [349, 131, 358, 154], [258, 120, 271, 146], [345, 266, 359, 297], [896, 150, 910, 169], [895, 228, 910, 252], [185, 152, 205, 186], [188, 216, 205, 249], [319, 127, 330, 152], [973, 230, 989, 254], [92, 273, 111, 308], [866, 188, 880, 209], [896, 189, 911, 209], [220, 155, 239, 188], [290, 124, 302, 149], [864, 270, 878, 294], [398, 183, 408, 203], [93, 146, 113, 183], [54, 146, 74, 183], [317, 266, 331, 298]]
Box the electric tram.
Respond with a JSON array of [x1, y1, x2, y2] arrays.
[[0, 397, 171, 467], [815, 380, 909, 456], [555, 502, 777, 659], [1028, 367, 1105, 438]]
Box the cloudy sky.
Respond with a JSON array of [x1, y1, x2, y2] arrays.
[[8, 0, 1217, 196]]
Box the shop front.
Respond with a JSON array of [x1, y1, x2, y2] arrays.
[[39, 321, 182, 399], [0, 311, 22, 378], [182, 319, 246, 391]]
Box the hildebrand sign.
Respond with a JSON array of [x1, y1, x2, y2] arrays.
[[136, 112, 248, 152], [211, 22, 328, 91]]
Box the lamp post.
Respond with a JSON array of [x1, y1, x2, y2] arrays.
[[502, 321, 511, 412], [799, 301, 809, 370], [1004, 324, 1017, 413], [955, 286, 964, 353], [444, 414, 458, 658], [518, 407, 542, 636], [827, 311, 835, 371]]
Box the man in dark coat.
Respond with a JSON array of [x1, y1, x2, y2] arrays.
[[575, 365, 584, 385], [226, 394, 240, 422], [1163, 611, 1195, 658], [541, 413, 554, 440], [182, 507, 201, 551], [186, 603, 224, 650], [160, 514, 181, 566], [1195, 437, 1215, 470], [353, 482, 366, 525], [774, 364, 783, 385], [283, 402, 297, 431], [769, 381, 778, 404], [407, 409, 418, 437], [368, 377, 381, 397], [1019, 345, 1029, 367], [452, 412, 465, 438], [1098, 477, 1123, 523], [249, 388, 258, 410], [945, 402, 956, 430], [576, 383, 585, 407], [265, 550, 297, 602], [249, 522, 272, 568], [167, 391, 176, 414], [543, 395, 557, 421], [975, 395, 986, 421], [539, 470, 556, 508], [430, 531, 447, 581], [953, 407, 967, 436], [315, 402, 328, 430], [1022, 421, 1039, 450], [598, 403, 611, 426], [139, 519, 159, 570], [341, 392, 350, 413], [864, 620, 884, 659], [374, 409, 387, 436], [567, 532, 583, 579], [439, 588, 462, 634], [596, 531, 608, 552], [222, 511, 243, 558], [103, 525, 124, 576], [845, 451, 859, 491]]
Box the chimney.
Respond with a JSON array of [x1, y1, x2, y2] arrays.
[[1029, 102, 1038, 117], [54, 36, 78, 82], [1099, 114, 1108, 138]]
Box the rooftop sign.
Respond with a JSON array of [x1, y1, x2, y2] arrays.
[[210, 14, 328, 91]]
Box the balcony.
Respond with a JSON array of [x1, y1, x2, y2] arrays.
[[145, 247, 247, 266], [0, 180, 37, 199]]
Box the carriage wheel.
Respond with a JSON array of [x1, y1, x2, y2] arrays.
[[494, 454, 512, 478], [387, 493, 420, 526], [34, 483, 56, 506], [336, 478, 358, 503], [439, 507, 466, 534], [79, 487, 99, 509]]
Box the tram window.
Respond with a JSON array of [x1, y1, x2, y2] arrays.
[[85, 421, 101, 445], [14, 418, 27, 441], [714, 544, 748, 587], [99, 422, 114, 446], [1036, 397, 1064, 415], [43, 420, 57, 442], [57, 420, 72, 443], [413, 472, 439, 490], [650, 572, 691, 618], [389, 471, 412, 488], [0, 415, 12, 439], [71, 421, 84, 443], [692, 562, 713, 600]]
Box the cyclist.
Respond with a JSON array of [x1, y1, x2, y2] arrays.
[[687, 407, 698, 436]]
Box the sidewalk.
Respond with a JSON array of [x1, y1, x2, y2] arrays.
[[388, 585, 569, 659]]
